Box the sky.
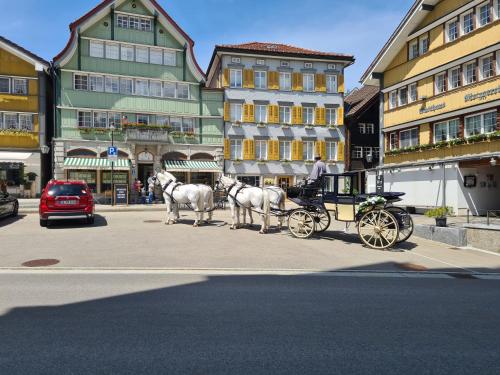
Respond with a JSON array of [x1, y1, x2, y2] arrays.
[[0, 0, 414, 90]]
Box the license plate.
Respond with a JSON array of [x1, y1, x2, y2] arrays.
[[59, 200, 78, 205]]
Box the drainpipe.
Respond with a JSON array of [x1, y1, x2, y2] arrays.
[[77, 29, 82, 71], [38, 68, 48, 187], [153, 12, 158, 46], [110, 5, 115, 40], [182, 44, 187, 82], [442, 162, 446, 208], [199, 85, 203, 144]]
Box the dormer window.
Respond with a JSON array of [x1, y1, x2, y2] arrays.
[[116, 14, 152, 32], [256, 59, 265, 65], [304, 62, 313, 69], [231, 57, 241, 64], [327, 63, 336, 70], [280, 61, 290, 67]]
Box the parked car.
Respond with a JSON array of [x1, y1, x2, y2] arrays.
[[0, 192, 18, 219], [39, 180, 95, 227]]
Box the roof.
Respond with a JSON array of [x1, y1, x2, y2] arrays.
[[0, 35, 49, 68], [344, 85, 379, 118]]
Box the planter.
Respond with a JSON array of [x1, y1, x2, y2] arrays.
[[435, 217, 447, 227], [257, 123, 267, 128], [305, 126, 314, 130]]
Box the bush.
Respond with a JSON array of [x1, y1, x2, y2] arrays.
[[425, 206, 454, 218]]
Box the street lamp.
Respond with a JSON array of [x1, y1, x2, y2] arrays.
[[40, 145, 50, 154], [110, 124, 115, 206]]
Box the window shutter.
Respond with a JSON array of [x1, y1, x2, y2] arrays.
[[248, 139, 255, 160], [248, 104, 255, 122], [292, 106, 303, 125], [243, 104, 250, 122], [317, 140, 327, 160], [224, 138, 231, 160], [315, 74, 326, 92], [223, 69, 229, 88], [224, 102, 231, 121], [315, 107, 326, 126], [337, 107, 344, 126], [338, 74, 345, 93], [292, 140, 303, 161], [268, 140, 279, 160], [267, 71, 278, 90], [292, 72, 303, 91], [268, 105, 278, 123], [243, 69, 254, 88], [337, 142, 345, 161]]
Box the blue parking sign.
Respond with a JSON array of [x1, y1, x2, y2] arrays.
[[108, 146, 118, 160]]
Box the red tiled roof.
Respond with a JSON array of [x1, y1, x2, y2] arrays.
[[215, 42, 354, 60], [0, 35, 49, 66], [344, 85, 379, 117]]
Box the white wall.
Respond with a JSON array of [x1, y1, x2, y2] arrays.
[[458, 165, 500, 215]]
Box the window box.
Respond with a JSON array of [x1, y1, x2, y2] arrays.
[[257, 159, 268, 165], [280, 160, 291, 165], [257, 122, 267, 128], [281, 124, 290, 129], [232, 159, 243, 165], [305, 125, 314, 130], [304, 160, 315, 165], [184, 132, 196, 139], [232, 121, 242, 127], [328, 125, 337, 130]]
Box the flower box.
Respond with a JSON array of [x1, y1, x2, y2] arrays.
[[257, 123, 267, 128]]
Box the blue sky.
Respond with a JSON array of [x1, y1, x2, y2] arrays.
[[0, 0, 414, 89]]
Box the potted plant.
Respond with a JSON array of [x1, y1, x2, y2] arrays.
[[425, 206, 454, 227]]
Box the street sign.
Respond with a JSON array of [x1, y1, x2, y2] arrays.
[[108, 146, 118, 161]]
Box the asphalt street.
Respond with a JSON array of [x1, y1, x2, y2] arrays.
[[0, 272, 499, 374]]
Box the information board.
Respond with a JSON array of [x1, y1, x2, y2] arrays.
[[113, 184, 129, 206]]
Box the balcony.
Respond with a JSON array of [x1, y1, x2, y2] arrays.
[[125, 128, 171, 143]]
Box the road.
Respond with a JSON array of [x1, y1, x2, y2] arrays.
[[0, 271, 499, 374]]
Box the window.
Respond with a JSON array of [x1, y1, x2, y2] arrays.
[[389, 91, 397, 109], [163, 51, 176, 66], [230, 139, 243, 160], [478, 3, 491, 26], [177, 84, 189, 99], [255, 140, 268, 160], [78, 111, 92, 128], [303, 141, 315, 161], [435, 73, 446, 94], [137, 114, 149, 125], [135, 47, 149, 63], [409, 40, 419, 60], [108, 112, 121, 128], [117, 14, 151, 31], [117, 15, 128, 28], [89, 40, 104, 58], [366, 123, 375, 134], [462, 12, 474, 34], [182, 118, 195, 133], [4, 113, 18, 129], [328, 63, 336, 70], [303, 107, 314, 125], [170, 117, 182, 132], [364, 147, 374, 159], [465, 111, 498, 136], [279, 72, 291, 91], [419, 35, 429, 55], [326, 75, 337, 93], [254, 71, 267, 89], [359, 123, 366, 134], [446, 19, 459, 42], [156, 116, 169, 127], [74, 74, 88, 91], [279, 106, 291, 124], [12, 79, 27, 95], [465, 114, 482, 136], [449, 67, 461, 89], [0, 77, 9, 93], [304, 62, 313, 69], [121, 44, 134, 61], [399, 128, 419, 149], [231, 57, 241, 64], [480, 56, 494, 80], [140, 18, 152, 32], [464, 61, 477, 85], [164, 82, 176, 98], [93, 112, 107, 128], [129, 16, 140, 30], [389, 132, 398, 150], [256, 59, 265, 66], [496, 0, 500, 19], [230, 103, 242, 122], [105, 76, 119, 93], [434, 119, 459, 142], [120, 78, 133, 94], [484, 111, 498, 133], [230, 69, 242, 88], [280, 61, 289, 67], [135, 80, 149, 96], [89, 75, 104, 92], [398, 87, 408, 106], [150, 81, 162, 97], [409, 83, 417, 102], [255, 105, 267, 123], [150, 48, 163, 65], [19, 114, 33, 131], [279, 141, 291, 160], [352, 146, 363, 159], [303, 74, 314, 92], [106, 43, 119, 60], [326, 108, 337, 126], [326, 142, 337, 161]]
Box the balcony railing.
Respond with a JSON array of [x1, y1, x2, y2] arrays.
[[125, 128, 170, 142]]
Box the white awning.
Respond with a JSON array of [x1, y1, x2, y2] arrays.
[[0, 152, 33, 163]]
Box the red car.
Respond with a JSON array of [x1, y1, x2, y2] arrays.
[[39, 180, 95, 227]]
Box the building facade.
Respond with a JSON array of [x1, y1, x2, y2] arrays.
[[207, 43, 354, 189], [0, 36, 50, 197], [362, 0, 500, 215], [52, 0, 224, 196]]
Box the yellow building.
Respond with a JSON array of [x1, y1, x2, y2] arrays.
[[362, 0, 500, 215], [0, 36, 50, 196]]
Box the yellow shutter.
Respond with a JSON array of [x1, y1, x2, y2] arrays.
[[224, 102, 230, 121], [292, 140, 304, 161], [243, 104, 249, 123], [315, 107, 326, 126], [268, 105, 279, 123], [316, 140, 327, 160], [268, 71, 279, 90], [337, 107, 344, 126], [268, 140, 279, 160], [338, 74, 345, 93], [292, 72, 303, 91], [223, 69, 229, 88], [292, 106, 303, 125], [243, 139, 255, 160], [224, 138, 231, 160], [315, 74, 326, 92], [337, 142, 345, 161], [248, 104, 255, 123], [243, 69, 254, 88]]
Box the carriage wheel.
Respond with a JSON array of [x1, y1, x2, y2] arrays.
[[288, 209, 315, 239], [313, 209, 331, 233], [386, 207, 414, 243], [358, 209, 399, 249]]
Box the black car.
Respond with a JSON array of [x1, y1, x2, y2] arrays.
[[0, 192, 18, 219]]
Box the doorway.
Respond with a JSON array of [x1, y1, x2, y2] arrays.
[[278, 176, 293, 190], [138, 164, 154, 186]]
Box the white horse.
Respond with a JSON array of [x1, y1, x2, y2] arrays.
[[242, 185, 286, 231], [217, 175, 271, 234], [154, 171, 214, 227]]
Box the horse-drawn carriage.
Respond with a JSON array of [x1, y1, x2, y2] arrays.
[[285, 172, 414, 249]]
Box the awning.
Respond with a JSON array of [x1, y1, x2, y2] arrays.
[[164, 160, 222, 173], [63, 157, 130, 170], [0, 152, 33, 163]]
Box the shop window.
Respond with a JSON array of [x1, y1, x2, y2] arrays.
[[101, 171, 129, 192], [68, 170, 97, 192]]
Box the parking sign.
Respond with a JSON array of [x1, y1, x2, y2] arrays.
[[108, 146, 118, 161]]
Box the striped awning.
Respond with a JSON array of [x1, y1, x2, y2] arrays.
[[164, 160, 221, 173], [63, 158, 130, 170]]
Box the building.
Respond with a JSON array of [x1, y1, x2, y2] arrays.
[[206, 42, 354, 189], [362, 0, 500, 215], [52, 0, 224, 196], [0, 36, 50, 197], [344, 85, 380, 193]]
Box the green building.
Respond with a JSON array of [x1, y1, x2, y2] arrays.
[[53, 0, 223, 195]]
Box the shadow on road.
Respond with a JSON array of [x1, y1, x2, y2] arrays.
[[45, 214, 108, 229], [0, 214, 27, 228]]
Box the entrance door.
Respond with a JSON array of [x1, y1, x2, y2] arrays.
[[138, 164, 154, 186], [279, 176, 293, 190]]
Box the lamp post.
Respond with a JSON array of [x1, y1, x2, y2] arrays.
[[110, 124, 115, 206]]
